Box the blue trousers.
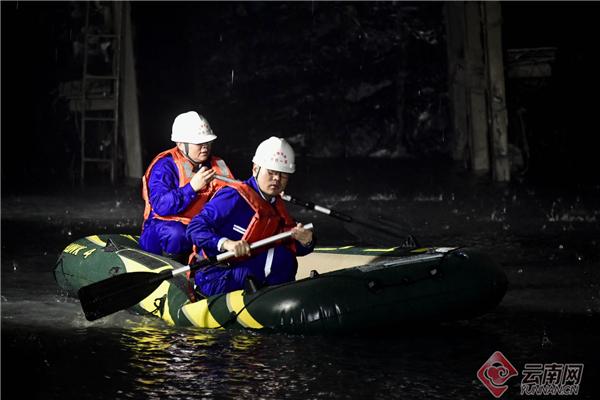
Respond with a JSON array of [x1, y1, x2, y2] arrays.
[[140, 219, 192, 257], [194, 246, 298, 297]]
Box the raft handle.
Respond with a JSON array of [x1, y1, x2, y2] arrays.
[[243, 275, 260, 295]]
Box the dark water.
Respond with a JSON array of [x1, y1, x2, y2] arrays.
[[2, 169, 600, 399], [3, 311, 598, 400]]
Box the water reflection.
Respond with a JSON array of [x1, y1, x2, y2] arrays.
[[108, 323, 502, 399], [117, 325, 276, 397]]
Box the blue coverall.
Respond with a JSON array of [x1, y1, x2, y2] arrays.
[[186, 176, 314, 297], [140, 157, 209, 257]]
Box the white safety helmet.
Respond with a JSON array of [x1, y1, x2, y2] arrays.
[[171, 111, 217, 144], [252, 136, 296, 174]]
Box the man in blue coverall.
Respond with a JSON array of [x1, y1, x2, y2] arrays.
[[186, 137, 315, 297], [140, 111, 235, 262]]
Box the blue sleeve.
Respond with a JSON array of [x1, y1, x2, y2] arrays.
[[295, 236, 316, 257], [147, 157, 197, 216], [186, 187, 242, 255]]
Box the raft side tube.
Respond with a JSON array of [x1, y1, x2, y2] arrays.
[[177, 248, 507, 334]]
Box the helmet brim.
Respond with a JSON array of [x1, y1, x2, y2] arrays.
[[172, 134, 217, 144]]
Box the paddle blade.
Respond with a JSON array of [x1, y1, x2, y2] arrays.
[[78, 270, 172, 321]]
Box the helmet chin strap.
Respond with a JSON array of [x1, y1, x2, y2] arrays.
[[253, 166, 274, 201], [181, 143, 201, 170]]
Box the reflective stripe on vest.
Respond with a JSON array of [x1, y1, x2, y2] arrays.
[[215, 158, 231, 179], [142, 147, 234, 225]]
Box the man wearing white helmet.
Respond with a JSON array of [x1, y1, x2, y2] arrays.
[[186, 136, 314, 297], [140, 111, 235, 261]]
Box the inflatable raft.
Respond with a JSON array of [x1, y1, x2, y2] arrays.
[[54, 234, 507, 334]]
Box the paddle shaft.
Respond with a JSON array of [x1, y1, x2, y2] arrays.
[[280, 194, 352, 222], [215, 174, 410, 243], [171, 222, 314, 278], [280, 193, 412, 240]]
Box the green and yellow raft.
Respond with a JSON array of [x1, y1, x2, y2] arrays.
[[54, 234, 507, 334]]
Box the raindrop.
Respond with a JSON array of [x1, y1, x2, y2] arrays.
[[541, 330, 553, 348]]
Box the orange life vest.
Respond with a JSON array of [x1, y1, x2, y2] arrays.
[[188, 180, 297, 264], [141, 147, 234, 225], [232, 181, 297, 251]]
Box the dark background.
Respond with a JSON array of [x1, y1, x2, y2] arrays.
[[2, 1, 599, 193], [2, 5, 600, 398]]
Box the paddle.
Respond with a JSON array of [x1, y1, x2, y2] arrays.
[[281, 194, 419, 248], [78, 223, 314, 321], [215, 174, 418, 247]]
